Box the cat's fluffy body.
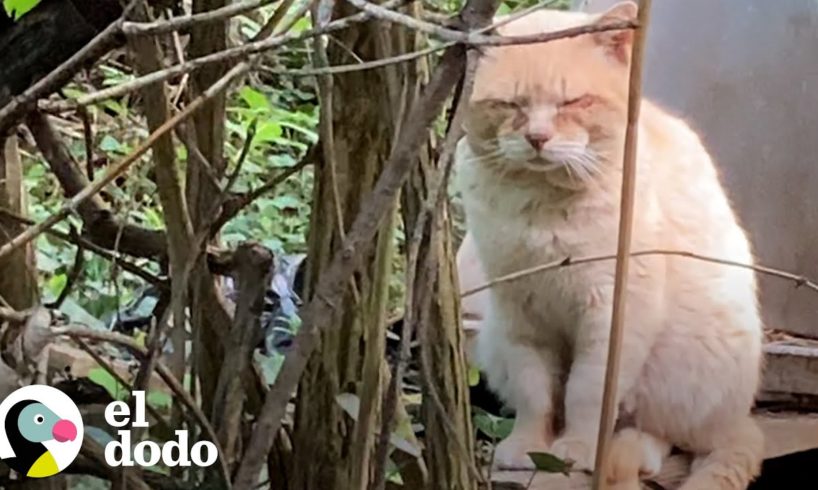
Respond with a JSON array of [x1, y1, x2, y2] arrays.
[[455, 4, 764, 489]]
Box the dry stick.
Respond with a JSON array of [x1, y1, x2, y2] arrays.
[[0, 63, 247, 264], [122, 0, 277, 36], [263, 2, 566, 78], [260, 43, 452, 76], [223, 117, 258, 194], [375, 54, 480, 490], [72, 337, 171, 433], [591, 2, 652, 489], [460, 249, 818, 298], [52, 325, 232, 487], [41, 15, 633, 113], [47, 233, 85, 308], [0, 0, 141, 131], [231, 42, 469, 490], [42, 7, 384, 113], [0, 208, 165, 287], [346, 0, 466, 40], [211, 156, 312, 234], [473, 19, 635, 46], [349, 0, 638, 47]]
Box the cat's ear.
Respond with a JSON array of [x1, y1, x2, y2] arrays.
[[592, 1, 638, 64]]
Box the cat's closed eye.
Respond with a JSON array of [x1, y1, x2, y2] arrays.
[[482, 98, 526, 111], [560, 95, 594, 109]]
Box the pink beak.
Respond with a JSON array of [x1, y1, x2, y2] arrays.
[[52, 419, 77, 443]]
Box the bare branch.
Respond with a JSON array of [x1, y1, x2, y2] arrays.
[[210, 154, 312, 235], [259, 43, 451, 76], [461, 249, 818, 298], [39, 1, 624, 113], [0, 208, 166, 287], [41, 7, 389, 113], [0, 63, 249, 264], [211, 243, 274, 462], [231, 0, 501, 483], [52, 324, 232, 485], [121, 0, 277, 37], [25, 111, 168, 258]]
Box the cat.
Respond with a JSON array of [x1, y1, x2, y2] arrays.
[[453, 2, 765, 489]]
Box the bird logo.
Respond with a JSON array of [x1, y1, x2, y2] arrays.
[[0, 385, 83, 478]]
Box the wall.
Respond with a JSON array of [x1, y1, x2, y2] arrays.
[[576, 0, 818, 337]]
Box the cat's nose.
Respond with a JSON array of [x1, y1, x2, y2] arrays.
[[525, 132, 552, 151]]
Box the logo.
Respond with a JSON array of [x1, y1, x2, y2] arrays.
[[0, 385, 83, 478], [104, 391, 217, 468]]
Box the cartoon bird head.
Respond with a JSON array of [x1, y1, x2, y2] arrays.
[[4, 399, 77, 478]]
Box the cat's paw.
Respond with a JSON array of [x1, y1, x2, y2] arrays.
[[492, 436, 549, 470], [550, 435, 596, 471], [603, 444, 643, 490]]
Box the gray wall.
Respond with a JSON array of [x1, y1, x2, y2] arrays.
[[575, 0, 818, 337]]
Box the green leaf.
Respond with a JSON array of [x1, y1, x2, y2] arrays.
[[271, 194, 301, 209], [254, 121, 283, 143], [99, 135, 122, 153], [527, 452, 572, 475], [473, 408, 514, 440], [88, 367, 129, 401], [468, 366, 480, 387], [239, 87, 270, 111], [3, 0, 41, 20], [147, 390, 172, 410]]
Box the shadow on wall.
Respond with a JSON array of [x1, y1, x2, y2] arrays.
[[578, 0, 818, 338]]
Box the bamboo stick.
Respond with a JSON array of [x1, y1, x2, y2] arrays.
[[591, 1, 654, 489]]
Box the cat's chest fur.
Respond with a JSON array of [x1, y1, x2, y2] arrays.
[[456, 158, 618, 278], [455, 148, 624, 331]]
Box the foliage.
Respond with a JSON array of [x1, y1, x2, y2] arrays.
[[528, 452, 573, 475], [472, 407, 514, 440], [2, 0, 40, 20]]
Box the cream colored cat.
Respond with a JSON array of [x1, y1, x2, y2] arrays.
[[454, 3, 764, 489]]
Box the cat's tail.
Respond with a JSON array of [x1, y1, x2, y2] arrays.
[[603, 417, 763, 490], [678, 416, 764, 490], [603, 428, 671, 490]]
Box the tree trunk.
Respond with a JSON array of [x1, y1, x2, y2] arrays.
[[0, 134, 38, 308], [290, 4, 400, 488], [0, 135, 62, 489]]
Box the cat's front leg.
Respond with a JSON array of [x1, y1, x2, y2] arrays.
[[551, 298, 657, 471], [477, 304, 559, 470], [489, 340, 558, 470]]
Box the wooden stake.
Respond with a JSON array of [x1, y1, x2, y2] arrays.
[[591, 1, 653, 489]]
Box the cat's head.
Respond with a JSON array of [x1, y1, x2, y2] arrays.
[[464, 2, 637, 185]]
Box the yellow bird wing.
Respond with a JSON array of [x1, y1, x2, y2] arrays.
[[27, 450, 60, 478]]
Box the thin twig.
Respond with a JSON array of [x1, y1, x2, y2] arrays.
[[122, 0, 277, 37], [260, 43, 451, 76], [472, 19, 636, 46], [256, 0, 301, 39], [210, 156, 312, 234], [461, 249, 818, 298], [73, 337, 171, 433], [78, 107, 95, 180], [223, 117, 258, 194], [41, 9, 632, 113], [0, 208, 165, 287], [41, 8, 385, 113], [592, 2, 652, 485], [52, 325, 232, 487], [231, 37, 471, 490], [46, 229, 85, 309], [346, 0, 466, 40], [0, 63, 248, 264], [265, 1, 564, 78]]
